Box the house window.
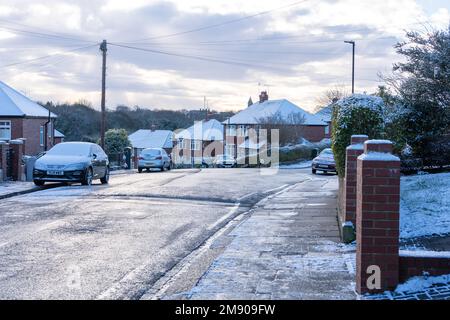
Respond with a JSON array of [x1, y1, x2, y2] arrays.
[[238, 125, 248, 137], [0, 121, 11, 140], [325, 125, 330, 135], [191, 140, 201, 151], [227, 125, 236, 136], [40, 126, 45, 146], [226, 144, 235, 157]]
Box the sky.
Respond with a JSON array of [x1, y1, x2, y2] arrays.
[[0, 0, 449, 113]]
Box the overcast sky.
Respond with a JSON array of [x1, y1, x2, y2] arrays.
[[0, 0, 449, 112]]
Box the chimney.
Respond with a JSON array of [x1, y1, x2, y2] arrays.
[[259, 91, 269, 103], [248, 97, 253, 107], [150, 124, 157, 132]]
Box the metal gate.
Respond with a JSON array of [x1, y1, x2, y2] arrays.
[[5, 148, 14, 180]]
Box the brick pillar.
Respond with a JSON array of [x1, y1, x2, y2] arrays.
[[356, 140, 401, 294], [10, 139, 24, 181], [345, 135, 369, 227]]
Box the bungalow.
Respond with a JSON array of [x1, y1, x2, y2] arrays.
[[128, 129, 174, 167], [0, 81, 58, 155], [173, 119, 224, 166], [315, 104, 333, 139], [223, 92, 328, 160]]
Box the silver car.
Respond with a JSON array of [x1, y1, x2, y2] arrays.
[[138, 148, 171, 173], [33, 142, 110, 186]]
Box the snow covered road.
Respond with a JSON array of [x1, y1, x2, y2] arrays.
[[0, 168, 311, 299]]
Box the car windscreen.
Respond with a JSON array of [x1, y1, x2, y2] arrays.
[[320, 149, 333, 157], [142, 149, 161, 156], [46, 143, 91, 157]]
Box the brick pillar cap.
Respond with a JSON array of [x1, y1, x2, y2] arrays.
[[0, 141, 7, 145], [9, 140, 24, 145], [364, 140, 393, 154]]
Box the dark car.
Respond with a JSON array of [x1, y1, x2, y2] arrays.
[[312, 148, 337, 174], [33, 142, 110, 186]]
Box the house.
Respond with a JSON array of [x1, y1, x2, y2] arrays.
[[128, 129, 174, 167], [223, 92, 328, 160], [54, 129, 65, 144], [0, 81, 58, 155], [315, 104, 333, 139], [173, 119, 224, 166]]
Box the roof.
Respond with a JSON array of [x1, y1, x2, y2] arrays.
[[315, 105, 333, 123], [54, 129, 65, 138], [128, 130, 174, 150], [225, 99, 326, 126], [0, 81, 57, 118], [175, 119, 224, 141]]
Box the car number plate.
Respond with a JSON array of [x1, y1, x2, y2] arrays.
[[319, 165, 328, 169], [47, 170, 64, 176], [146, 162, 154, 166]]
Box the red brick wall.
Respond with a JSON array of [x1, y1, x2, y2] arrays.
[[356, 140, 401, 294], [302, 125, 326, 142], [344, 135, 368, 226], [399, 255, 450, 282]]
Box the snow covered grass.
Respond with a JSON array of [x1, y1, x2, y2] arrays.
[[401, 172, 450, 239], [395, 274, 450, 294]]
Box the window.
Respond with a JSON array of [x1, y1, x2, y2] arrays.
[[0, 121, 11, 140], [227, 125, 236, 136], [40, 126, 45, 146], [238, 125, 248, 137], [191, 140, 201, 151], [325, 125, 330, 135], [226, 144, 235, 157]]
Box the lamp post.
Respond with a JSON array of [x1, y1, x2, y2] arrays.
[[345, 41, 355, 94]]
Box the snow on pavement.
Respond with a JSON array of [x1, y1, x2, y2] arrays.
[[400, 172, 450, 239], [279, 161, 312, 169], [0, 182, 35, 197]]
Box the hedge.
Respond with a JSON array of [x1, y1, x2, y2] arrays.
[[331, 94, 385, 177]]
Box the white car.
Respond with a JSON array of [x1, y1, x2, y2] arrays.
[[214, 155, 237, 168], [138, 148, 171, 173]]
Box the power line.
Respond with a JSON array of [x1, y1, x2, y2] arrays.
[[0, 44, 99, 69], [0, 25, 97, 44], [108, 42, 292, 72], [127, 0, 311, 43]]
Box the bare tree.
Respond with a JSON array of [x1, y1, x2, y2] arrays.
[[315, 85, 349, 112], [258, 111, 306, 146]]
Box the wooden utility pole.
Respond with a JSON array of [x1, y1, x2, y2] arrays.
[[100, 40, 107, 149]]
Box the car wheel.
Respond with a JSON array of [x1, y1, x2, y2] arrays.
[[138, 167, 143, 173], [100, 167, 110, 184], [312, 169, 317, 175], [82, 167, 93, 186], [167, 164, 171, 171], [34, 180, 45, 187]]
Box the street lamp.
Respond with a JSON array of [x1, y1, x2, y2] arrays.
[[345, 41, 356, 94]]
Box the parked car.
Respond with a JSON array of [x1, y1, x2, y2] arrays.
[[138, 148, 171, 173], [214, 155, 237, 168], [33, 142, 110, 186], [312, 148, 337, 174]]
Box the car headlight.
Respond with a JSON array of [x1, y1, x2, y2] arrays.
[[65, 163, 87, 171]]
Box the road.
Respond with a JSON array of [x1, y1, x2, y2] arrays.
[[0, 168, 315, 300]]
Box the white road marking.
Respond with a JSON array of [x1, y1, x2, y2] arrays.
[[207, 204, 240, 231]]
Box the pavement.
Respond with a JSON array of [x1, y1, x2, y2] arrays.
[[0, 181, 38, 199], [156, 174, 358, 300]]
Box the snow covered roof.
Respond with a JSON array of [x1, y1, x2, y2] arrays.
[[175, 119, 224, 141], [225, 99, 326, 126], [129, 130, 174, 150], [54, 129, 65, 138], [315, 105, 333, 123], [0, 81, 57, 118]]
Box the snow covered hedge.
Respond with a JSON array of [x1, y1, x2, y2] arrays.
[[331, 94, 385, 177], [279, 139, 331, 163]]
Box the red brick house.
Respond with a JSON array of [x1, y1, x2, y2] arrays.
[[173, 119, 224, 167], [0, 81, 58, 155], [223, 92, 328, 159]]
